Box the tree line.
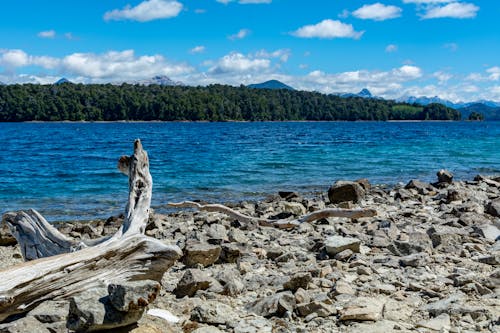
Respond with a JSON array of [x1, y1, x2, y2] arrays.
[[0, 83, 461, 122]]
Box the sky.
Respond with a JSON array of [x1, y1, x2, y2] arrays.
[[0, 0, 498, 102]]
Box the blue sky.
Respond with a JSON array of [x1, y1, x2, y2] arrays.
[[0, 0, 498, 102]]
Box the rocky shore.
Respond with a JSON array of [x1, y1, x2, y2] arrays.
[[1, 171, 499, 333]]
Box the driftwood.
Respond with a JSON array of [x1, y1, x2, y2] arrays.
[[168, 201, 377, 229], [0, 140, 182, 322]]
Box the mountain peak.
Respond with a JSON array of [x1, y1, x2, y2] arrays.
[[358, 88, 372, 98], [247, 80, 295, 90], [55, 77, 71, 85], [136, 75, 183, 86]]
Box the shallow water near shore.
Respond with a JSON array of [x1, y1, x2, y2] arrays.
[[0, 121, 499, 221]]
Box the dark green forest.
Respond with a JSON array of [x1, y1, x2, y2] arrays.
[[0, 83, 461, 122]]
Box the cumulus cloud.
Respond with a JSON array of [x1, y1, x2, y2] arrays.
[[403, 0, 453, 3], [228, 29, 251, 40], [38, 30, 56, 39], [352, 3, 402, 21], [421, 2, 479, 19], [104, 0, 183, 22], [0, 48, 193, 82], [443, 42, 458, 51], [292, 19, 364, 39], [208, 52, 270, 74], [216, 0, 271, 4], [487, 66, 500, 81], [433, 71, 453, 84], [385, 44, 398, 53], [190, 46, 206, 54], [253, 49, 290, 62]]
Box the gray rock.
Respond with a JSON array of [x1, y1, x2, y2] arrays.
[[283, 272, 312, 292], [339, 296, 385, 321], [325, 236, 361, 256], [399, 253, 428, 267], [0, 316, 52, 333], [190, 301, 235, 325], [388, 232, 432, 256], [405, 179, 434, 194], [297, 299, 336, 317], [437, 169, 453, 184], [28, 300, 69, 323], [228, 228, 248, 244], [219, 243, 242, 263], [108, 280, 160, 312], [472, 224, 500, 241], [0, 216, 16, 246], [328, 181, 365, 204], [246, 291, 296, 317], [216, 268, 245, 296], [183, 243, 221, 267], [334, 249, 354, 261], [486, 198, 500, 217], [207, 224, 228, 244], [66, 284, 147, 332], [174, 269, 211, 298], [417, 313, 451, 331]]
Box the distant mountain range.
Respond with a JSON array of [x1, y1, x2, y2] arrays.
[[247, 80, 295, 90], [396, 95, 500, 109], [55, 78, 71, 85], [457, 103, 500, 120], [134, 75, 183, 86]]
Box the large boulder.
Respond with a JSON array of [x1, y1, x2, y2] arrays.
[[328, 181, 365, 204]]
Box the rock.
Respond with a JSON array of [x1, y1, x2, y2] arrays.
[[67, 283, 150, 332], [28, 300, 69, 323], [355, 178, 371, 191], [388, 232, 432, 256], [246, 291, 296, 317], [207, 224, 228, 244], [399, 253, 428, 267], [279, 201, 307, 216], [228, 228, 248, 244], [192, 327, 224, 333], [486, 199, 500, 217], [294, 288, 310, 304], [423, 292, 466, 316], [297, 299, 336, 317], [437, 169, 453, 184], [339, 297, 385, 321], [216, 268, 245, 296], [405, 179, 434, 194], [417, 313, 451, 331], [219, 243, 242, 263], [328, 181, 365, 204], [331, 280, 355, 296], [0, 316, 52, 333], [108, 280, 160, 312], [0, 216, 16, 246], [190, 301, 235, 325], [183, 243, 221, 267], [283, 272, 312, 292], [325, 236, 361, 256], [174, 269, 211, 298], [472, 223, 500, 241]]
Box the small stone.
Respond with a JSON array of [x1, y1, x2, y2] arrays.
[[325, 236, 361, 256], [437, 169, 453, 184], [190, 301, 235, 325], [207, 224, 228, 244], [294, 288, 310, 304], [174, 269, 211, 298], [417, 313, 451, 331], [486, 198, 500, 217], [279, 201, 307, 216], [283, 272, 312, 292], [219, 243, 242, 263], [331, 280, 355, 296], [183, 243, 221, 267], [297, 300, 336, 317], [334, 249, 354, 261], [228, 228, 248, 243], [339, 297, 385, 322], [246, 291, 296, 317], [328, 181, 366, 204]]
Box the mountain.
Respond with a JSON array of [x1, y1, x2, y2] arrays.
[[54, 78, 71, 85], [396, 95, 500, 109], [340, 88, 374, 99], [135, 75, 183, 86], [247, 80, 295, 90], [457, 103, 500, 121]]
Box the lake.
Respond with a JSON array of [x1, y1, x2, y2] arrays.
[[0, 121, 498, 221]]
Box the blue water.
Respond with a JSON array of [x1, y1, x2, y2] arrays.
[[0, 121, 498, 221]]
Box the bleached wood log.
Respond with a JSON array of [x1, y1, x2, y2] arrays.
[[168, 201, 377, 229], [0, 139, 182, 322]]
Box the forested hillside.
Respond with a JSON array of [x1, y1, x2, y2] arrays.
[[0, 83, 460, 122]]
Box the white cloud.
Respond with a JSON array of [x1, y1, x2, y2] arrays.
[[190, 46, 206, 54], [385, 44, 398, 53], [38, 30, 56, 39], [443, 42, 458, 51], [352, 3, 402, 21], [208, 52, 270, 74], [253, 49, 290, 62], [403, 0, 453, 3], [64, 32, 78, 40], [421, 2, 479, 19], [0, 49, 30, 68], [292, 19, 364, 39], [487, 66, 500, 81], [433, 71, 453, 84], [104, 0, 183, 22], [228, 29, 251, 40], [216, 0, 271, 4]]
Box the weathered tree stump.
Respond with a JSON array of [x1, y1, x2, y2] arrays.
[[0, 140, 182, 322]]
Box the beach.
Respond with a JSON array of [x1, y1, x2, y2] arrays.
[[1, 172, 498, 332]]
